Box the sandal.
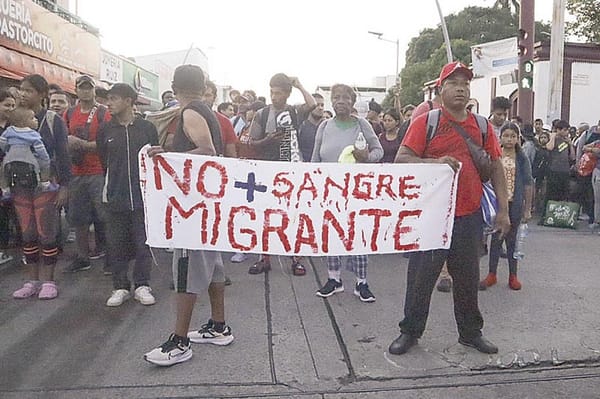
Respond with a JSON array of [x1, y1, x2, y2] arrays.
[[292, 261, 306, 276], [13, 281, 40, 299], [248, 259, 271, 274], [38, 281, 58, 300]]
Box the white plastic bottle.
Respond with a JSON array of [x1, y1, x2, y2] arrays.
[[513, 223, 528, 260], [354, 131, 367, 150]]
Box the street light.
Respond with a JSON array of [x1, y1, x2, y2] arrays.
[[368, 31, 399, 84]]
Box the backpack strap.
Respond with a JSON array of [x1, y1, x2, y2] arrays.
[[259, 105, 271, 135], [64, 106, 76, 128], [425, 109, 441, 143], [473, 113, 488, 145], [42, 110, 55, 138], [426, 109, 488, 144]]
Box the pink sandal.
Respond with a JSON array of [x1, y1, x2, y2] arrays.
[[13, 281, 40, 299], [38, 281, 58, 300]]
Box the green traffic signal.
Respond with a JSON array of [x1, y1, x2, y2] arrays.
[[521, 76, 533, 90]]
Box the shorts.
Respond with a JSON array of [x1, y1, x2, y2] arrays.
[[172, 249, 225, 294], [67, 175, 106, 227]]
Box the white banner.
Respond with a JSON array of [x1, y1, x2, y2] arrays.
[[139, 147, 459, 256], [471, 37, 518, 77]]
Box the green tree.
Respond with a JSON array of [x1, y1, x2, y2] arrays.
[[566, 0, 600, 43], [390, 6, 550, 107]]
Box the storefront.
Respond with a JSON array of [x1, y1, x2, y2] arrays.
[[100, 49, 160, 108], [0, 0, 100, 91]]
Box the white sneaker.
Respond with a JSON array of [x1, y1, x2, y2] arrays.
[[0, 251, 13, 265], [106, 289, 131, 307], [188, 322, 234, 345], [230, 252, 247, 263], [66, 230, 76, 243], [144, 334, 192, 366], [134, 286, 156, 305]]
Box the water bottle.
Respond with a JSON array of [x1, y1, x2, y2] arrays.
[[513, 223, 528, 260], [354, 131, 367, 150]]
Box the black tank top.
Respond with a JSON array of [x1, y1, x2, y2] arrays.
[[172, 100, 223, 155]]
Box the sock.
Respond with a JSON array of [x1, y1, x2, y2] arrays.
[[212, 321, 226, 333], [356, 278, 367, 285], [328, 270, 341, 282]]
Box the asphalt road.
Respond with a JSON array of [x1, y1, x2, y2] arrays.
[[1, 220, 599, 398]]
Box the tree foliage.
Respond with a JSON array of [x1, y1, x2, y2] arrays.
[[389, 6, 550, 107], [566, 0, 600, 43]]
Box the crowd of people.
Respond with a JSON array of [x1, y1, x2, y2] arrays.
[[1, 59, 597, 367]]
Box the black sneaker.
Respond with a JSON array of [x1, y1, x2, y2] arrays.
[[354, 282, 376, 302], [316, 278, 344, 298], [64, 257, 91, 273]]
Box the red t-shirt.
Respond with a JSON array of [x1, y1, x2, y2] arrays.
[[65, 104, 111, 175], [402, 109, 502, 217], [215, 112, 238, 145]]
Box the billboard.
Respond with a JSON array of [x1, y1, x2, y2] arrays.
[[0, 0, 100, 74]]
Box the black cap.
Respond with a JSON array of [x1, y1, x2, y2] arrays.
[[107, 83, 138, 102], [76, 75, 95, 88]]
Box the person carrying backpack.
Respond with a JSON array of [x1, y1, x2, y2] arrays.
[[389, 62, 509, 356], [63, 75, 111, 273], [246, 73, 316, 276], [144, 65, 233, 367]]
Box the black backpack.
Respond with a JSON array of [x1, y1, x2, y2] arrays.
[[5, 161, 38, 189]]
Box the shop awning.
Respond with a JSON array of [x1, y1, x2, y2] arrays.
[[0, 46, 79, 93]]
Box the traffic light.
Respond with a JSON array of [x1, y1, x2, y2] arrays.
[[518, 27, 533, 91], [518, 29, 528, 56], [520, 60, 534, 90]]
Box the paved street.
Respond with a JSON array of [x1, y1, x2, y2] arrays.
[[1, 221, 600, 398]]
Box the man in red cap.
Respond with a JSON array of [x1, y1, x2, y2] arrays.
[[390, 61, 510, 355]]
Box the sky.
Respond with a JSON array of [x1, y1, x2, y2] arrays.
[[74, 0, 556, 100]]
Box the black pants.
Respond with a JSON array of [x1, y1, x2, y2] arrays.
[[489, 202, 518, 275], [105, 208, 152, 290], [574, 175, 595, 224], [399, 210, 484, 340], [543, 172, 570, 216]]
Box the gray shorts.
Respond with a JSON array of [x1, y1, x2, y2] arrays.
[[172, 249, 225, 294], [67, 175, 106, 227]]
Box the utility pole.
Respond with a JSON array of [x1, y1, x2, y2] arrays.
[[435, 0, 453, 63], [367, 31, 400, 84], [546, 0, 566, 123], [517, 0, 535, 124]]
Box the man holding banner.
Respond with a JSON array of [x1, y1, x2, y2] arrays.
[[389, 61, 510, 356], [144, 65, 233, 367], [247, 73, 316, 276]]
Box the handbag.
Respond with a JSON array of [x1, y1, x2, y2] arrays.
[[481, 181, 498, 228], [577, 142, 600, 176], [542, 200, 580, 229], [449, 121, 492, 182]]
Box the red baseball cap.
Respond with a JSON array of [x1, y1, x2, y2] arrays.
[[437, 61, 473, 86]]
